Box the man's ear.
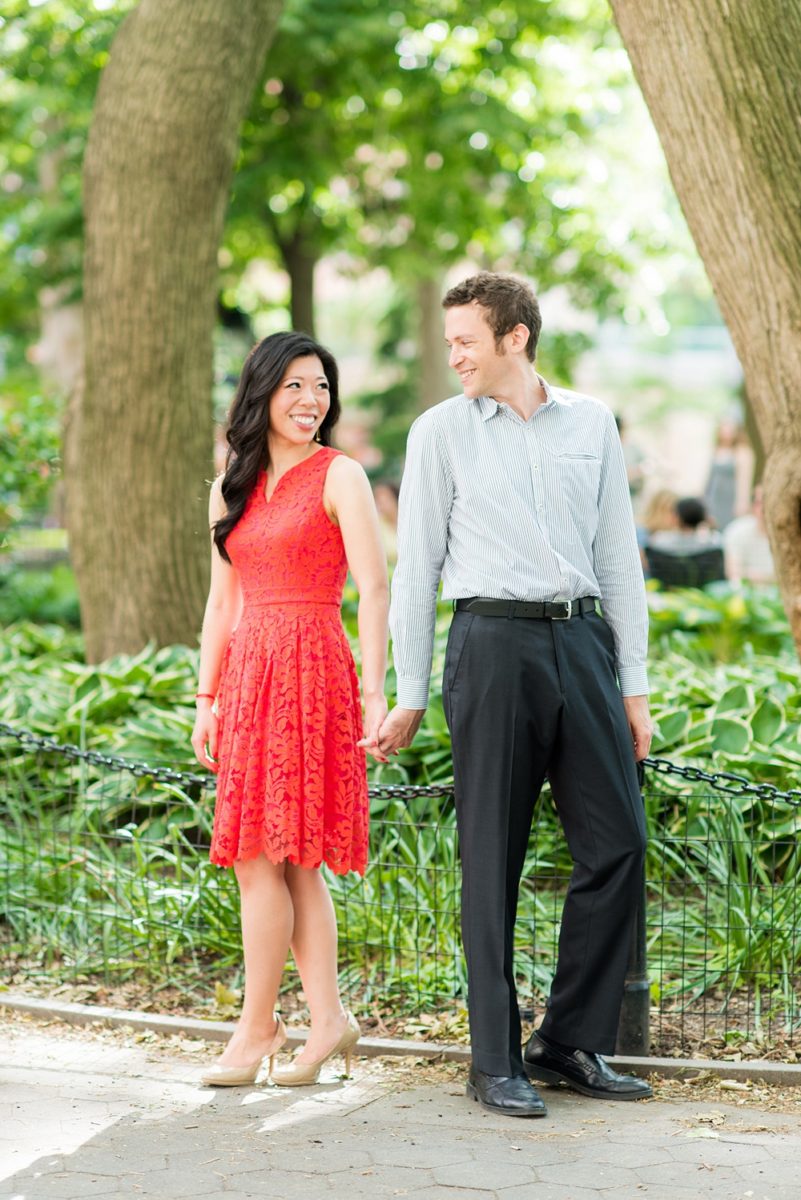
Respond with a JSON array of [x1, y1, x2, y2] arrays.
[[508, 323, 531, 355]]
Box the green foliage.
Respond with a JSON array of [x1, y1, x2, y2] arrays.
[[0, 0, 134, 331], [0, 562, 79, 627], [647, 583, 791, 665], [0, 623, 198, 767], [2, 0, 652, 338], [0, 367, 61, 533], [226, 0, 639, 309]]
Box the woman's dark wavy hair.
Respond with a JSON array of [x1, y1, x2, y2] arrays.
[[214, 331, 340, 562]]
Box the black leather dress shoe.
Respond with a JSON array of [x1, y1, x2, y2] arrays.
[[466, 1067, 547, 1117], [523, 1032, 652, 1101]]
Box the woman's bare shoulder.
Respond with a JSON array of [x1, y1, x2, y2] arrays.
[[208, 473, 226, 521], [326, 452, 368, 486]]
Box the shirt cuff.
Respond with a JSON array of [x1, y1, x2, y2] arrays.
[[395, 678, 430, 710], [617, 665, 650, 697]]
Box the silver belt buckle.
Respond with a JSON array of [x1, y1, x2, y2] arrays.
[[552, 599, 572, 620]]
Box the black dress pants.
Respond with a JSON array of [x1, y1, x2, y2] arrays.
[[442, 607, 647, 1078]]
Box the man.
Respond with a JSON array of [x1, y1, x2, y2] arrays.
[[377, 273, 653, 1118]]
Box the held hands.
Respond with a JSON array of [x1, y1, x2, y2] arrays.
[[191, 701, 219, 773], [622, 694, 653, 763], [371, 705, 426, 758], [357, 692, 390, 762]]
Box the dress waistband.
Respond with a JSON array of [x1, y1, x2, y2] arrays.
[[241, 595, 342, 610]]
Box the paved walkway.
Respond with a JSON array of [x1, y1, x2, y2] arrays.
[[2, 1020, 799, 1200]]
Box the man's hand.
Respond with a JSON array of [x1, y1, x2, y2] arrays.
[[622, 694, 653, 762], [375, 706, 426, 756]]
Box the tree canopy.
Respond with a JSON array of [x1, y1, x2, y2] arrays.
[[0, 0, 134, 337], [225, 0, 644, 324]]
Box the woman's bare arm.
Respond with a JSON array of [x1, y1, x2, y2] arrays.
[[324, 456, 389, 761], [191, 477, 243, 771]]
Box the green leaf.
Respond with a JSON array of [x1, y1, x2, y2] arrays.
[[653, 708, 691, 748], [750, 697, 786, 746], [716, 684, 754, 714], [711, 716, 752, 755]]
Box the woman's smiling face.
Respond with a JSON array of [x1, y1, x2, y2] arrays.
[[268, 354, 331, 447]]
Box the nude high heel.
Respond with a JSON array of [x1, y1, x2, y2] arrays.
[[200, 1015, 287, 1087], [270, 1011, 360, 1087]]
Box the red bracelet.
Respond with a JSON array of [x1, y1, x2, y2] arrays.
[[195, 692, 215, 700]]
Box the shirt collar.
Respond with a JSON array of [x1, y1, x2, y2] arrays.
[[475, 376, 558, 422]]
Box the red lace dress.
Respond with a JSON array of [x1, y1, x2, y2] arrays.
[[210, 447, 368, 875]]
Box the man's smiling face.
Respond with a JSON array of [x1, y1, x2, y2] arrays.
[[444, 301, 510, 399]]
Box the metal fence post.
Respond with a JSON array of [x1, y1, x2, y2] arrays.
[[615, 762, 650, 1055]]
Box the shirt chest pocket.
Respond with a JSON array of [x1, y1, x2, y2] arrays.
[[555, 453, 602, 523]]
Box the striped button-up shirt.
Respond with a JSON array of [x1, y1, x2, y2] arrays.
[[389, 380, 649, 707]]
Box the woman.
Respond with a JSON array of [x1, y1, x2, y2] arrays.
[[191, 331, 388, 1087], [704, 417, 754, 532]]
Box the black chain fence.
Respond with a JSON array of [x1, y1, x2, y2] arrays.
[[1, 721, 799, 1057]]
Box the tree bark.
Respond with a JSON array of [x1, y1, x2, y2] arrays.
[[418, 274, 452, 409], [279, 231, 317, 337], [610, 0, 801, 652], [741, 387, 765, 485], [74, 0, 282, 662]]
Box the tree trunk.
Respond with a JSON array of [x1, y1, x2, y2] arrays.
[[280, 232, 317, 337], [741, 387, 765, 485], [418, 274, 452, 409], [74, 0, 282, 662], [610, 0, 801, 652]]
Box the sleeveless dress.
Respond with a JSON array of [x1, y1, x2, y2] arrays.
[[209, 447, 368, 875]]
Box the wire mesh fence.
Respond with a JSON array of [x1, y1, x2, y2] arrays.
[[1, 721, 799, 1055]]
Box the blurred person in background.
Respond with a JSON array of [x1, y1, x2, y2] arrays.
[[724, 486, 775, 585], [636, 488, 679, 574], [647, 497, 722, 553], [645, 497, 724, 589], [704, 416, 754, 531], [372, 478, 400, 565]]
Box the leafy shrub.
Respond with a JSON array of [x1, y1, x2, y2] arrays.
[[0, 562, 80, 628], [0, 370, 61, 535]]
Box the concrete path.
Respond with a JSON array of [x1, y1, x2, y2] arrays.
[[2, 1018, 799, 1200]]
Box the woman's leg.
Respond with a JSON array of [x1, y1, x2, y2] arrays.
[[217, 854, 293, 1067], [285, 863, 349, 1061]]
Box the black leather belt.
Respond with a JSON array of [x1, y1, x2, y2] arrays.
[[454, 596, 597, 620]]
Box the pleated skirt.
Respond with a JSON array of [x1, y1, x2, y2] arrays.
[[209, 603, 368, 875]]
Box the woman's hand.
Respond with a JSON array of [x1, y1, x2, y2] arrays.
[[191, 702, 220, 773], [358, 692, 390, 762]]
